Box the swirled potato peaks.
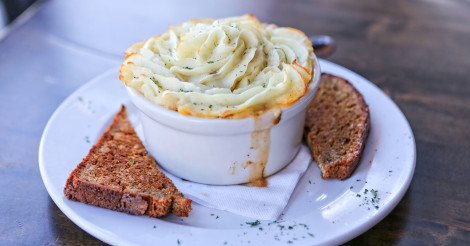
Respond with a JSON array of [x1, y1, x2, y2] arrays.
[[120, 14, 314, 118]]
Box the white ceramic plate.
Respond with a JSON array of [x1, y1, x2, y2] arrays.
[[39, 60, 416, 246]]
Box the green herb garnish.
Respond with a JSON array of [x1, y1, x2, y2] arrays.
[[150, 77, 162, 89], [275, 47, 288, 63], [246, 220, 260, 227], [370, 189, 378, 198], [225, 32, 231, 43]]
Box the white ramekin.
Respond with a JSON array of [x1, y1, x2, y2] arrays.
[[127, 57, 321, 185]]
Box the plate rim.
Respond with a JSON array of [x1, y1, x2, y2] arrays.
[[38, 59, 416, 245], [318, 60, 416, 245]]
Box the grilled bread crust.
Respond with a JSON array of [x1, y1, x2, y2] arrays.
[[64, 106, 191, 217], [305, 74, 370, 180]]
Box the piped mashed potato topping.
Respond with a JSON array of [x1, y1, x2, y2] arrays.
[[120, 15, 314, 118]]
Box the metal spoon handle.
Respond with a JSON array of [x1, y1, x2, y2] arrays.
[[310, 35, 336, 58]]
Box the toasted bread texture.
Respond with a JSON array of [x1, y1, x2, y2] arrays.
[[64, 106, 191, 217], [305, 74, 370, 180]]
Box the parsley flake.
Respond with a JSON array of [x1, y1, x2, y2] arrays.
[[246, 220, 261, 227], [150, 77, 162, 89]]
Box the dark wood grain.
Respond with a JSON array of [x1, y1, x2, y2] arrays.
[[0, 0, 469, 245]]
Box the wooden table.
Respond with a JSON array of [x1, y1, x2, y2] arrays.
[[1, 0, 469, 244]]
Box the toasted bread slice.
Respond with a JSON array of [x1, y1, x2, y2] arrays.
[[64, 106, 191, 217], [305, 74, 370, 180]]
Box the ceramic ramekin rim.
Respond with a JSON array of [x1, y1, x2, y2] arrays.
[[126, 55, 321, 135]]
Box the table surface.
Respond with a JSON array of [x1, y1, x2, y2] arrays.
[[1, 0, 469, 245]]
